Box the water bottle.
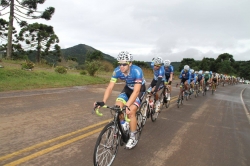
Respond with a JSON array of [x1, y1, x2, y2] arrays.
[[120, 120, 129, 132]]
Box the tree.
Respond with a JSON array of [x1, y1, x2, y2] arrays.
[[0, 18, 9, 40], [86, 50, 104, 62], [133, 60, 150, 68], [18, 23, 60, 63], [218, 60, 235, 74], [200, 57, 215, 71], [0, 0, 55, 59], [238, 61, 250, 80], [215, 53, 235, 72], [179, 58, 196, 71]]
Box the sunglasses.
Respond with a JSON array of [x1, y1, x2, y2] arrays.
[[119, 63, 129, 66], [154, 65, 161, 67]]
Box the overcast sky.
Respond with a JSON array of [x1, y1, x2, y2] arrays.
[[2, 0, 250, 62]]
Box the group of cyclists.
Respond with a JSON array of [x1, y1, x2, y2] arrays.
[[93, 51, 240, 150]]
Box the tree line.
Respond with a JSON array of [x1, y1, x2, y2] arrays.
[[178, 53, 250, 79]]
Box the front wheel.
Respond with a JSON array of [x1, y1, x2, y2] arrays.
[[93, 122, 119, 166], [151, 106, 159, 122], [138, 101, 148, 127], [165, 99, 170, 108], [136, 111, 143, 140]]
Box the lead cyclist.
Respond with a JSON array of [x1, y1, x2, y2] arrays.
[[94, 51, 146, 149]]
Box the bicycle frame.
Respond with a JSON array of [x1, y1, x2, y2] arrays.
[[93, 105, 130, 143]]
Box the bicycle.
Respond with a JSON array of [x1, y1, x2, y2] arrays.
[[139, 93, 160, 126], [177, 83, 189, 108], [93, 105, 143, 166], [203, 81, 209, 96], [194, 82, 199, 98], [160, 82, 171, 108], [211, 81, 216, 95]]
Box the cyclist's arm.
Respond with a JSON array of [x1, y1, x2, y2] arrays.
[[126, 83, 141, 107], [188, 72, 191, 84], [102, 81, 115, 103], [154, 77, 163, 93], [169, 72, 173, 81]]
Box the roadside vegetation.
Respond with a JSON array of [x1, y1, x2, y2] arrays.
[[0, 60, 109, 92], [0, 58, 155, 92]]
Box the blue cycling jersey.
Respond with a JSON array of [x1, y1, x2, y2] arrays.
[[191, 73, 196, 81], [179, 69, 191, 84], [165, 65, 174, 78], [111, 65, 145, 90], [197, 74, 203, 80], [151, 62, 166, 81]]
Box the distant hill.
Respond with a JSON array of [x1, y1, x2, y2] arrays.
[[61, 44, 116, 64]]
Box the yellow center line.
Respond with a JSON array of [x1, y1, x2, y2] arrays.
[[4, 127, 103, 166], [1, 95, 179, 165], [0, 119, 110, 162]]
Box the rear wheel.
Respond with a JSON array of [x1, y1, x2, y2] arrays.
[[93, 122, 119, 166]]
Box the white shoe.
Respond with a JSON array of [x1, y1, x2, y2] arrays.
[[155, 100, 160, 112], [125, 137, 138, 149]]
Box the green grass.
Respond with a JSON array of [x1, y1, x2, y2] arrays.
[[0, 68, 109, 92]]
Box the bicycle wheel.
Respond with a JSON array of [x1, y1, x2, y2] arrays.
[[177, 98, 180, 108], [151, 102, 159, 122], [136, 111, 143, 140], [158, 92, 165, 111], [138, 101, 148, 126], [165, 98, 170, 108], [93, 122, 119, 166]]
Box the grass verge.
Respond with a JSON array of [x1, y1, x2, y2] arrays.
[[0, 68, 109, 92]]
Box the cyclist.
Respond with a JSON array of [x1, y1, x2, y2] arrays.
[[197, 70, 204, 91], [148, 57, 165, 112], [178, 65, 191, 101], [163, 59, 174, 101], [203, 71, 211, 90], [211, 72, 218, 91], [190, 69, 197, 94], [94, 51, 146, 149]]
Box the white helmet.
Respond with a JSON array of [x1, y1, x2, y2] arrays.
[[184, 65, 189, 70], [164, 60, 171, 67], [117, 51, 133, 62], [153, 57, 163, 65], [198, 70, 202, 74], [205, 71, 209, 74], [190, 69, 194, 73]]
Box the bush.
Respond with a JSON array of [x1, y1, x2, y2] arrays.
[[80, 70, 87, 75], [85, 60, 101, 76], [21, 61, 35, 70], [100, 61, 114, 72], [55, 66, 67, 74]]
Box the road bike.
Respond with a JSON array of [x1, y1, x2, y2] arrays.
[[203, 81, 210, 96], [93, 105, 143, 166], [211, 81, 216, 95], [177, 83, 189, 108], [194, 82, 199, 98], [139, 93, 160, 126], [161, 82, 171, 108]]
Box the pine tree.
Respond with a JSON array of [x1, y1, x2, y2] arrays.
[[0, 0, 54, 59], [18, 22, 60, 63]]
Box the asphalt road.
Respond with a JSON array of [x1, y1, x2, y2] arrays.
[[0, 82, 250, 166]]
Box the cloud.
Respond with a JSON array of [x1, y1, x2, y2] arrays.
[[1, 0, 250, 61]]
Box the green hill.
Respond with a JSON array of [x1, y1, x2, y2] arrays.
[[61, 44, 116, 64]]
